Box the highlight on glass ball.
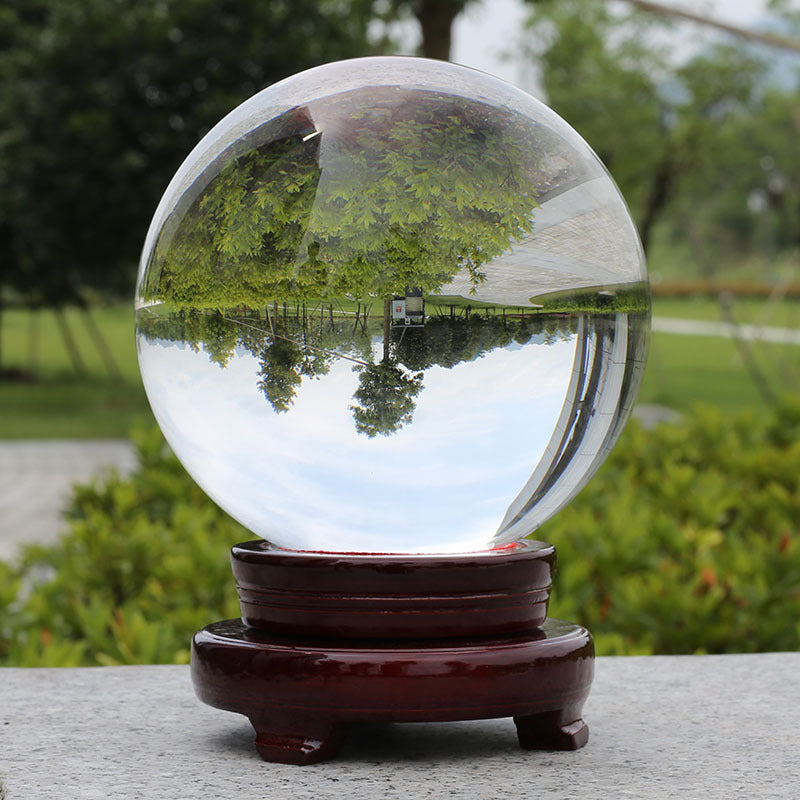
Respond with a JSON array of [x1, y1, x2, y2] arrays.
[[135, 57, 649, 555]]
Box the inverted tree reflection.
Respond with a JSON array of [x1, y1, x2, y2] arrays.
[[137, 303, 582, 436]]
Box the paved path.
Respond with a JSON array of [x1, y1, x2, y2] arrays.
[[0, 440, 137, 562], [653, 316, 800, 345]]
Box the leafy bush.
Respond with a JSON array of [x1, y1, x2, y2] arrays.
[[1, 403, 798, 666], [546, 400, 800, 655], [0, 425, 247, 666]]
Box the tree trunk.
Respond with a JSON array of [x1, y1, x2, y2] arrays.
[[414, 0, 464, 61], [637, 150, 674, 256], [29, 308, 40, 375], [383, 299, 392, 362], [54, 307, 88, 376], [79, 306, 123, 382]]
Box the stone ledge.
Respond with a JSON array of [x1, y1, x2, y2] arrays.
[[1, 653, 798, 799]]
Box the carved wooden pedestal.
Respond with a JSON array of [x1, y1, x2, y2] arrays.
[[191, 540, 594, 765]]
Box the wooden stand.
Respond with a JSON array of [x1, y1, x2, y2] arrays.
[[191, 540, 594, 765]]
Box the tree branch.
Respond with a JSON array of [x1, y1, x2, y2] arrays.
[[617, 0, 800, 53]]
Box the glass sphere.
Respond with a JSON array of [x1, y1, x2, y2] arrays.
[[135, 57, 649, 555]]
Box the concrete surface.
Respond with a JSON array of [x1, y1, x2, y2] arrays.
[[1, 653, 798, 799], [0, 440, 137, 562]]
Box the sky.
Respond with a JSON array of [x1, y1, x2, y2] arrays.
[[449, 0, 778, 93], [138, 331, 578, 554]]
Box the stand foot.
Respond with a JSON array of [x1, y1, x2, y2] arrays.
[[514, 708, 589, 751], [192, 617, 594, 763], [250, 713, 349, 765]]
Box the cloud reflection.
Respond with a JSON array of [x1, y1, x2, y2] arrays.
[[139, 333, 575, 553]]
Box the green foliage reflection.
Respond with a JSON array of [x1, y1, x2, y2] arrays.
[[141, 91, 542, 308]]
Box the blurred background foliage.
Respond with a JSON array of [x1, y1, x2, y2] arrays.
[[2, 0, 799, 318], [0, 0, 376, 310], [1, 0, 799, 663]]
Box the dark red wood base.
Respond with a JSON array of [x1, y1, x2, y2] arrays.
[[192, 618, 593, 764], [230, 539, 557, 638], [191, 541, 594, 764]]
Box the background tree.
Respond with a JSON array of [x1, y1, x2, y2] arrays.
[[747, 87, 800, 255], [523, 0, 777, 260], [0, 0, 376, 312], [377, 0, 478, 60], [350, 361, 424, 437], [256, 333, 305, 414], [664, 44, 775, 272], [197, 311, 238, 368]]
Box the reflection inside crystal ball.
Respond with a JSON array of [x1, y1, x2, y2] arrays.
[[135, 57, 649, 555]]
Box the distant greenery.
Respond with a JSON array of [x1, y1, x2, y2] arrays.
[[524, 0, 800, 266], [0, 305, 150, 438], [2, 0, 798, 315], [1, 401, 797, 665]]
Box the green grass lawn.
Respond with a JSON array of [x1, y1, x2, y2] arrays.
[[639, 296, 800, 412], [2, 298, 799, 438], [1, 305, 139, 378], [652, 295, 800, 328], [0, 378, 150, 438], [637, 332, 800, 412], [0, 305, 153, 438]]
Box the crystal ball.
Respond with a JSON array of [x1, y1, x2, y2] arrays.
[[135, 57, 649, 555]]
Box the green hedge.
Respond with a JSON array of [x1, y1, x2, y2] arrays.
[[1, 403, 798, 666], [0, 426, 247, 666], [547, 401, 800, 655]]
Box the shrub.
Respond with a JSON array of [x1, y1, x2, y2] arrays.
[[1, 425, 247, 666], [545, 400, 800, 655], [1, 403, 798, 665]]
